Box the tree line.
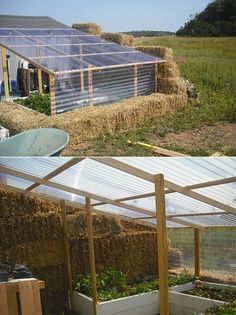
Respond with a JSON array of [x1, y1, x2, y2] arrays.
[[177, 0, 236, 36]]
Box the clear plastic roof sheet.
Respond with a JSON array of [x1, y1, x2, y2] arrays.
[[0, 157, 235, 229], [0, 28, 162, 73]]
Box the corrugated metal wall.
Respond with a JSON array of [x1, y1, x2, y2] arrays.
[[54, 63, 155, 114]]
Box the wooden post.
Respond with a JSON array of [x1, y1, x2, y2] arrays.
[[1, 47, 10, 101], [194, 229, 200, 278], [88, 65, 93, 106], [49, 74, 56, 116], [134, 64, 138, 97], [38, 68, 43, 95], [61, 200, 74, 310], [154, 174, 169, 315], [155, 62, 158, 93], [86, 197, 97, 315], [80, 46, 85, 92]]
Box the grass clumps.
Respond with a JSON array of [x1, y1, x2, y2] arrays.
[[14, 93, 50, 115], [73, 269, 195, 302]]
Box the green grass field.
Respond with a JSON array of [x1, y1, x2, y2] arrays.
[[70, 37, 236, 156]]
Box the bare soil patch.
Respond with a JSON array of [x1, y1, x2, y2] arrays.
[[150, 123, 236, 155]]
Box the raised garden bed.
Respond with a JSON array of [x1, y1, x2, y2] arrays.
[[169, 281, 236, 315], [14, 93, 51, 115], [73, 270, 195, 315]]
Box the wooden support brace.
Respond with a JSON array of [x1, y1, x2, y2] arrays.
[[155, 62, 158, 93], [80, 46, 85, 92], [88, 65, 93, 106], [49, 74, 56, 116], [61, 200, 74, 310], [134, 64, 138, 97], [37, 69, 43, 95], [194, 229, 200, 278], [155, 174, 169, 315], [86, 197, 97, 315], [1, 47, 10, 101]]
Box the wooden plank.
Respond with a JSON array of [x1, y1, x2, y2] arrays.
[[80, 70, 84, 92], [37, 69, 43, 95], [56, 60, 165, 76], [92, 176, 236, 206], [86, 197, 97, 315], [79, 46, 85, 92], [0, 283, 10, 315], [18, 279, 42, 315], [49, 74, 56, 116], [1, 47, 10, 101], [154, 174, 169, 315], [7, 292, 18, 315], [134, 64, 138, 97], [168, 210, 225, 218], [92, 158, 154, 183], [61, 200, 74, 310], [164, 179, 236, 215], [6, 280, 45, 294], [88, 65, 93, 106], [26, 158, 82, 192], [127, 140, 187, 157], [194, 229, 201, 278], [155, 62, 158, 93]]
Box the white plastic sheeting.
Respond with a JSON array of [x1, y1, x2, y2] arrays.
[[0, 157, 235, 229]]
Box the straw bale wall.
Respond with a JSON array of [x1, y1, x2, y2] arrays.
[[0, 46, 187, 151], [101, 32, 134, 46], [0, 188, 182, 312], [72, 23, 102, 36]]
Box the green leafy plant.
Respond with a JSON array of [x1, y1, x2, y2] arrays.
[[184, 282, 236, 303], [73, 269, 195, 302], [206, 302, 236, 314], [14, 93, 51, 115]]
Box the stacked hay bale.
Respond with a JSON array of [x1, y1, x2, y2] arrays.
[[72, 23, 102, 35], [0, 188, 66, 311], [101, 32, 134, 46], [136, 46, 187, 95], [0, 187, 182, 312]]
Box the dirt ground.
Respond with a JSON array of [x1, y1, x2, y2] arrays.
[[150, 123, 236, 155]]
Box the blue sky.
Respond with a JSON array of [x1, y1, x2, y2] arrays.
[[0, 0, 211, 32]]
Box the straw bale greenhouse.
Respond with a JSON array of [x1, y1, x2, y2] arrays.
[[0, 157, 235, 314], [0, 27, 163, 115]]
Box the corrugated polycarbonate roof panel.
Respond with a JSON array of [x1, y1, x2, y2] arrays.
[[0, 27, 161, 73], [0, 157, 235, 229]]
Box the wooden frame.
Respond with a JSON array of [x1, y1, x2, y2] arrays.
[[155, 174, 169, 315], [88, 64, 93, 106], [1, 47, 10, 100], [86, 197, 98, 315], [194, 229, 200, 278], [49, 74, 56, 116], [37, 68, 43, 95], [134, 64, 138, 97], [61, 200, 74, 310], [155, 62, 158, 93]]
